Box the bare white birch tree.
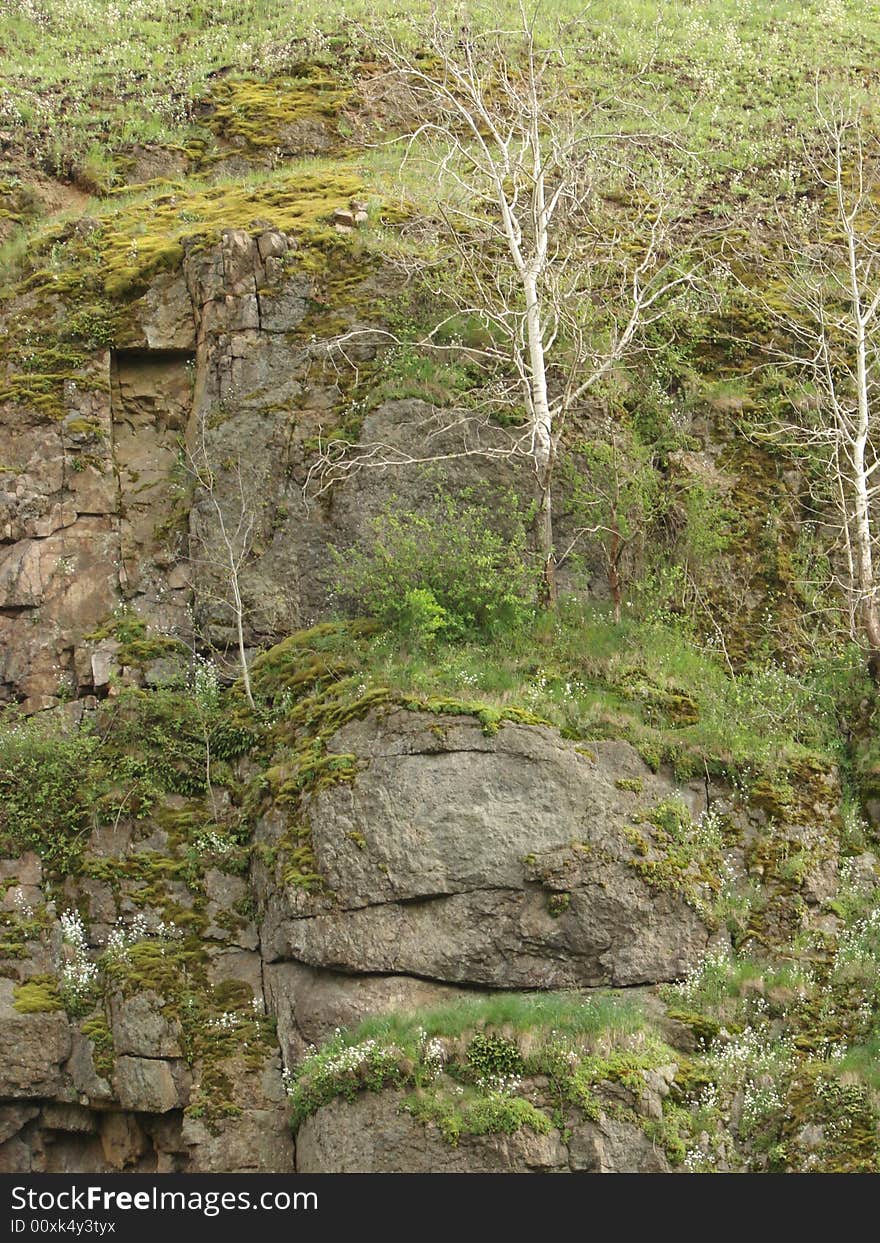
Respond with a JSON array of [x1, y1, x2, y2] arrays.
[[309, 4, 695, 603], [741, 95, 880, 659], [185, 416, 257, 709]]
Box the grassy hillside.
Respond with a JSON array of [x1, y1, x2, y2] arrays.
[[2, 0, 878, 183]]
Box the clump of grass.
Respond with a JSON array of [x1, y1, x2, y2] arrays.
[[284, 987, 673, 1143], [350, 989, 649, 1045]]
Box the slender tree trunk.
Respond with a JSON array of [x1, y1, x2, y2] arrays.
[[834, 442, 859, 640], [608, 522, 622, 623], [849, 236, 880, 651], [523, 270, 557, 607], [536, 467, 557, 606], [231, 582, 255, 709]]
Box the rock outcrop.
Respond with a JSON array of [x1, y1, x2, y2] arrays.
[[0, 169, 864, 1175], [296, 1093, 671, 1174], [1, 214, 526, 709], [0, 700, 727, 1172], [259, 713, 716, 992]]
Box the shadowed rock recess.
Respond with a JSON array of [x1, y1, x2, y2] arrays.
[[6, 7, 880, 1175]]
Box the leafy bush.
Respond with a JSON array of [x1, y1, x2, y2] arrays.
[[0, 714, 99, 870], [333, 488, 536, 641], [466, 1032, 523, 1088]]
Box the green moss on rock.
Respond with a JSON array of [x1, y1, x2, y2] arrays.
[[13, 974, 64, 1013]]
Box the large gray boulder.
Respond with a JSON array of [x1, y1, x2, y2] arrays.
[[296, 1091, 570, 1174], [295, 1090, 673, 1173], [259, 712, 717, 988]]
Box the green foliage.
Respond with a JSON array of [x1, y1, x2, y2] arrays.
[[368, 343, 481, 406], [81, 1015, 115, 1079], [2, 0, 876, 180], [0, 680, 260, 876], [355, 600, 849, 787], [395, 588, 450, 649], [86, 607, 186, 669], [466, 1033, 523, 1085], [659, 896, 880, 1172], [565, 426, 663, 612], [0, 715, 99, 870], [286, 988, 661, 1140], [625, 798, 729, 920], [351, 990, 650, 1045], [333, 486, 537, 640], [402, 1088, 552, 1147], [287, 1034, 407, 1128]]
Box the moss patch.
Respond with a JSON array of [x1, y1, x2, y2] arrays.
[[13, 974, 64, 1013]]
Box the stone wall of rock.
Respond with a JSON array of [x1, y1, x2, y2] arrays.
[[295, 1091, 673, 1174], [0, 837, 292, 1174], [0, 664, 857, 1172], [0, 708, 693, 1172], [1, 222, 529, 709]]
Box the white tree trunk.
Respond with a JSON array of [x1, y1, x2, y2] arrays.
[[851, 283, 880, 647], [523, 270, 556, 602]]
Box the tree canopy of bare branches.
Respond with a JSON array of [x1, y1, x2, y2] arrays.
[[308, 3, 697, 603], [739, 93, 880, 659]]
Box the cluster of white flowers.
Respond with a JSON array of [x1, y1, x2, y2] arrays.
[[696, 1081, 720, 1113], [704, 1024, 795, 1139], [193, 829, 235, 857], [683, 1134, 718, 1172], [284, 1037, 402, 1098], [714, 1026, 794, 1080], [416, 1028, 446, 1081], [474, 1072, 522, 1096], [58, 910, 98, 1006], [822, 1040, 848, 1064], [740, 1079, 784, 1135], [104, 914, 180, 962], [60, 909, 88, 950], [522, 670, 589, 707], [834, 907, 880, 968], [193, 655, 220, 709], [13, 890, 34, 921], [669, 946, 731, 1007], [208, 1010, 244, 1032], [691, 807, 726, 853]]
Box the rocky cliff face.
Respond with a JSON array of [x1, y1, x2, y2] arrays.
[[0, 671, 853, 1173], [257, 717, 716, 989], [1, 210, 530, 711], [0, 186, 875, 1175], [0, 706, 719, 1172]]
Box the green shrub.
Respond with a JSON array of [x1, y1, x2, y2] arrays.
[[396, 587, 450, 647], [333, 487, 536, 640], [402, 1088, 552, 1147], [466, 1032, 524, 1086], [0, 715, 99, 870]]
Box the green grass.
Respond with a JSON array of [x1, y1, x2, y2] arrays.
[[0, 161, 365, 293], [350, 989, 650, 1045], [0, 682, 257, 874], [1, 1, 877, 185], [836, 1038, 880, 1091], [342, 601, 864, 783], [284, 987, 674, 1138]]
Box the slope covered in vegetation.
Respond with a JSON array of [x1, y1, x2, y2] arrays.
[[2, 0, 880, 1174]]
